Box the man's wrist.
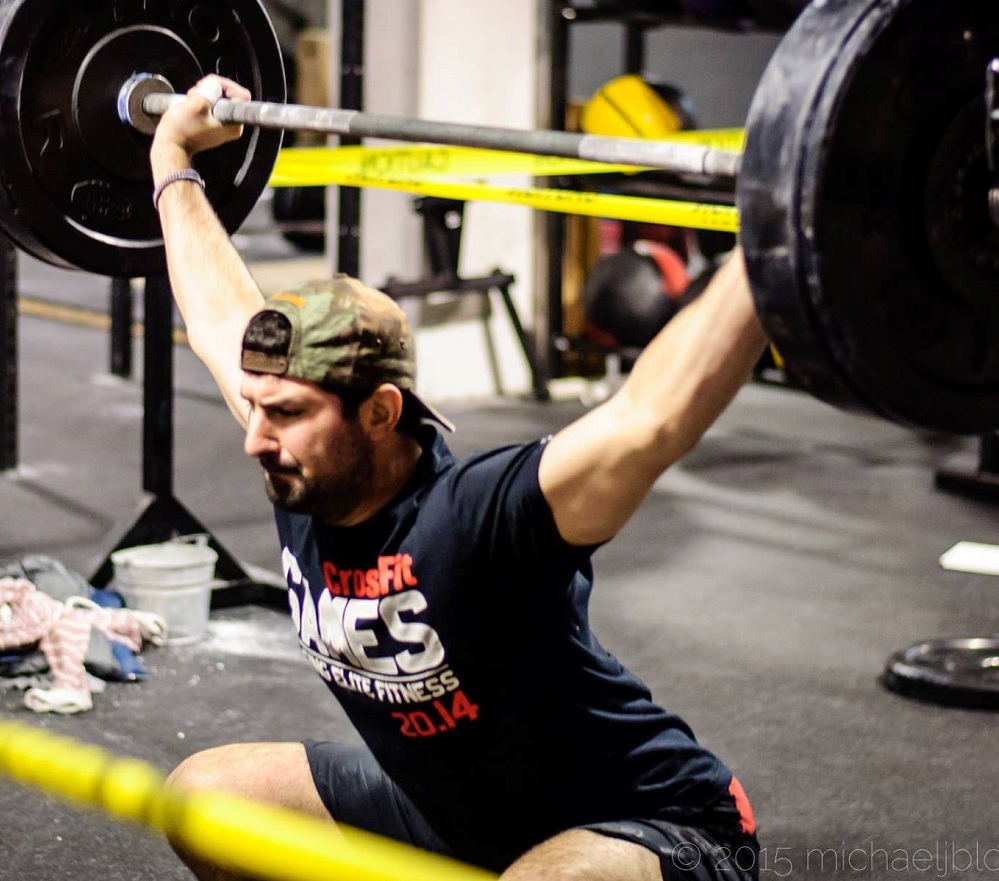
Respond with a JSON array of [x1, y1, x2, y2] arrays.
[[152, 169, 206, 210], [150, 141, 195, 185]]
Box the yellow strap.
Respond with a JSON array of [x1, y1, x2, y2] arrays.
[[270, 128, 745, 182], [0, 720, 495, 881], [267, 131, 744, 232], [270, 161, 739, 233]]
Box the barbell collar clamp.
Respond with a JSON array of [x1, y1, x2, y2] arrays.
[[134, 83, 742, 179], [118, 73, 176, 137]]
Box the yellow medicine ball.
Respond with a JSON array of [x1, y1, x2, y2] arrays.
[[581, 74, 694, 139]]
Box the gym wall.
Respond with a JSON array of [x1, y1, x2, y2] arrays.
[[331, 0, 537, 403]]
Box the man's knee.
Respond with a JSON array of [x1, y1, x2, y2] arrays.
[[167, 741, 329, 820], [166, 744, 242, 795]]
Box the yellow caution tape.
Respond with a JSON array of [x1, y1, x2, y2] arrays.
[[0, 720, 495, 881], [269, 163, 739, 233], [271, 128, 744, 181], [267, 130, 744, 232], [769, 344, 785, 371]]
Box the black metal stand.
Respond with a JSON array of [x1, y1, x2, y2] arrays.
[[544, 0, 570, 387], [89, 274, 284, 609], [336, 0, 364, 277], [382, 270, 547, 401], [0, 239, 16, 472], [933, 432, 999, 503], [382, 197, 548, 401], [109, 277, 133, 379]]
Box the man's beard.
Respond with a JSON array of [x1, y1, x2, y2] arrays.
[[259, 430, 375, 523]]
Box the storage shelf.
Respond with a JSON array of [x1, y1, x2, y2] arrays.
[[544, 0, 769, 383]]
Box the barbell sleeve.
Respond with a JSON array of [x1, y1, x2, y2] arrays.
[[138, 91, 743, 179]]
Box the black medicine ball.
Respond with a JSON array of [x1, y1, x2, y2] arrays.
[[582, 247, 684, 350]]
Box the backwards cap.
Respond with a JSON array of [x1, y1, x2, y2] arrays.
[[240, 276, 454, 432]]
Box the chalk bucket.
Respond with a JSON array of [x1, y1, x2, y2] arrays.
[[111, 535, 218, 645]]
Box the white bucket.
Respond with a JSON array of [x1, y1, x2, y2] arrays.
[[111, 534, 218, 645]]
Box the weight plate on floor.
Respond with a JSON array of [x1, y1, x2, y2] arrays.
[[882, 637, 999, 709], [739, 0, 999, 435], [0, 0, 285, 277]]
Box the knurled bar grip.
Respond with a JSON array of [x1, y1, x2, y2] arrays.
[[140, 92, 743, 179]]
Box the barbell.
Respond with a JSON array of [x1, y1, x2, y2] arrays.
[[0, 0, 996, 435], [121, 72, 745, 179]]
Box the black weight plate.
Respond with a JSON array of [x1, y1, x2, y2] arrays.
[[740, 0, 809, 31], [739, 0, 999, 435], [882, 637, 999, 710], [0, 0, 285, 277]]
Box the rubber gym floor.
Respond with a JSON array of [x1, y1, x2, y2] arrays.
[[2, 228, 999, 881]]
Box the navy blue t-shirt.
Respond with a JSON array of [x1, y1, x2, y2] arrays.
[[275, 426, 733, 861]]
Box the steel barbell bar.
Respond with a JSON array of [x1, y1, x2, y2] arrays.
[[119, 73, 743, 180]]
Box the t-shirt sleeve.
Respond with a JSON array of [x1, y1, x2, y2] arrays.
[[445, 438, 598, 572]]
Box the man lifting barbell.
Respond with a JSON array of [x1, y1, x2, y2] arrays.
[[149, 74, 767, 881], [0, 0, 989, 870]]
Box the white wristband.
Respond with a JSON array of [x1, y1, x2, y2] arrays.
[[152, 169, 206, 210]]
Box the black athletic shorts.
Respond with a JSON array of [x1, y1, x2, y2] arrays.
[[304, 740, 760, 880]]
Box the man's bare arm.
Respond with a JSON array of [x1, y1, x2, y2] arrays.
[[150, 76, 265, 426], [538, 249, 768, 546]]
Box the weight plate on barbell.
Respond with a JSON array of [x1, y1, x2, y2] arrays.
[[739, 0, 999, 435], [0, 0, 285, 277]]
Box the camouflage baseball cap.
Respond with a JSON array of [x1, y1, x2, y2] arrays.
[[240, 275, 454, 431]]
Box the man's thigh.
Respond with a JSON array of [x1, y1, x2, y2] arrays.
[[303, 740, 455, 857]]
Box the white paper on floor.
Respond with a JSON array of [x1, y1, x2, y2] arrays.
[[939, 541, 999, 576]]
